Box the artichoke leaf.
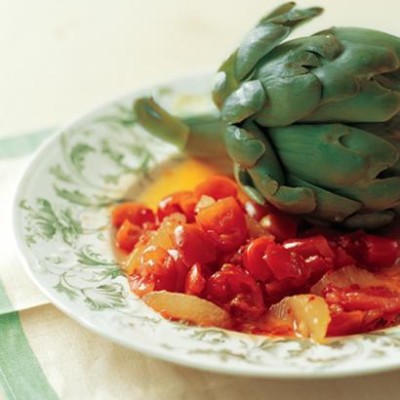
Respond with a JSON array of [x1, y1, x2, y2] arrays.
[[337, 176, 400, 211], [287, 174, 362, 223], [343, 210, 396, 230], [248, 165, 316, 214], [355, 115, 400, 174], [305, 79, 400, 122], [312, 67, 360, 102], [221, 80, 266, 123], [318, 27, 400, 56], [267, 123, 398, 188], [225, 122, 283, 178], [226, 122, 316, 213], [304, 33, 343, 60], [330, 42, 400, 77], [234, 164, 267, 205], [213, 53, 239, 108], [257, 34, 342, 78], [236, 24, 291, 81], [255, 73, 321, 126], [235, 3, 322, 80]]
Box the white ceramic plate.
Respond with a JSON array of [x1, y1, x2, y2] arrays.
[[13, 73, 400, 378]]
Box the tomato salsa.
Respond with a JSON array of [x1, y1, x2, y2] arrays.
[[112, 174, 400, 341]]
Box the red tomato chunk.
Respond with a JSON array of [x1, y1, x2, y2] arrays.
[[196, 197, 247, 253]]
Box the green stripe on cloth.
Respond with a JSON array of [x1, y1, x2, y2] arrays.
[[0, 280, 58, 400], [0, 128, 54, 159]]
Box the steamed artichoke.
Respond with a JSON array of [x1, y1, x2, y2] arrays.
[[133, 2, 400, 230]]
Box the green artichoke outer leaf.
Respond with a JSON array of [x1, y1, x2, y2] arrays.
[[221, 80, 266, 123], [234, 164, 267, 205], [312, 67, 360, 103], [262, 3, 323, 27], [255, 73, 321, 126], [235, 3, 323, 81], [225, 121, 316, 213], [225, 122, 283, 179], [213, 54, 239, 108], [224, 125, 266, 168], [248, 165, 316, 214], [300, 33, 343, 61], [235, 24, 292, 81], [301, 29, 400, 122], [375, 70, 400, 92], [255, 32, 342, 77], [330, 42, 399, 77], [318, 27, 400, 57], [337, 176, 400, 211], [343, 210, 396, 230], [306, 79, 400, 122], [236, 4, 324, 80], [213, 2, 323, 108], [267, 123, 398, 188], [287, 174, 362, 223], [356, 115, 400, 175], [259, 1, 297, 21]]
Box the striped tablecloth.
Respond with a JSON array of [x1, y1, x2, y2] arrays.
[[1, 130, 400, 400]]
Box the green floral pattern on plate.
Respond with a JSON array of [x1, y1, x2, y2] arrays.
[[13, 74, 400, 378]]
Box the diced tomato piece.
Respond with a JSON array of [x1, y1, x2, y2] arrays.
[[116, 220, 142, 252], [196, 197, 247, 253], [324, 285, 400, 313], [243, 237, 275, 282], [282, 235, 335, 278], [283, 236, 335, 259], [193, 176, 238, 200], [335, 232, 400, 269], [184, 263, 207, 296], [173, 224, 216, 267], [263, 242, 305, 280], [303, 255, 333, 278], [359, 235, 400, 269], [157, 191, 197, 222], [206, 264, 265, 318], [327, 308, 388, 336], [327, 310, 365, 336], [260, 212, 298, 242], [130, 245, 188, 294], [332, 245, 356, 268], [112, 203, 155, 228]]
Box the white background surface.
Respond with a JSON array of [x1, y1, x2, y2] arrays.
[[2, 0, 400, 137]]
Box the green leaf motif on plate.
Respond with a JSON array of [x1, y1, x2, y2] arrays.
[[70, 143, 95, 173], [20, 198, 82, 246], [49, 164, 74, 183], [53, 185, 116, 207], [83, 284, 127, 310], [75, 245, 116, 266], [54, 280, 79, 301]]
